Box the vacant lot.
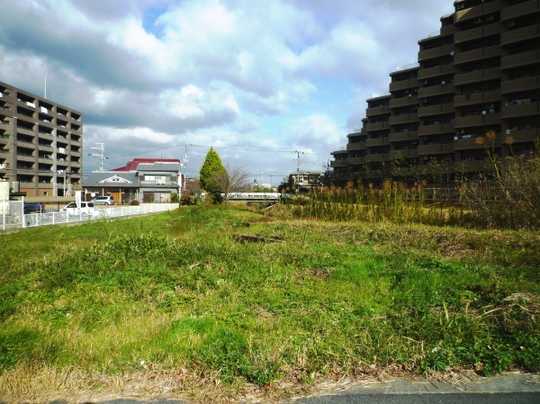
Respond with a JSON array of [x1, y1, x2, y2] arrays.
[[1, 206, 539, 401]]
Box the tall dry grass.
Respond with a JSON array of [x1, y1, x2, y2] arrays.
[[281, 154, 540, 229], [282, 182, 469, 226]]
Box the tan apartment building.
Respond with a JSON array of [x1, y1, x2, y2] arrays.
[[0, 81, 82, 196], [331, 0, 540, 185]]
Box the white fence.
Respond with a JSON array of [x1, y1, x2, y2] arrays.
[[0, 202, 178, 232]]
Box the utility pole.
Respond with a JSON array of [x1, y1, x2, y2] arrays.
[[89, 143, 106, 171], [295, 150, 305, 173]]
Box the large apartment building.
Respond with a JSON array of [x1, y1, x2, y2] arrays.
[[0, 81, 82, 197], [331, 0, 540, 185]]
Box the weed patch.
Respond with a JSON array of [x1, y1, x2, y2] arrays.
[[0, 205, 538, 400]]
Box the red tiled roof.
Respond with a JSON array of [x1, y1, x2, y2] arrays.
[[113, 158, 181, 172]]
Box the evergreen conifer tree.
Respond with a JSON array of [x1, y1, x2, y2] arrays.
[[200, 148, 228, 202]]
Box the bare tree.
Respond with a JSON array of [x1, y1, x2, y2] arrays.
[[213, 166, 250, 200]]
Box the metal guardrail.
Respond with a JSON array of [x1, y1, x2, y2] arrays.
[[0, 202, 178, 232]]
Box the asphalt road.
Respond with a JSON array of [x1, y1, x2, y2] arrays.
[[297, 392, 540, 404], [45, 374, 540, 404]]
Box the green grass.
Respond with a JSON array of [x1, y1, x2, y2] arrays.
[[0, 206, 539, 400]]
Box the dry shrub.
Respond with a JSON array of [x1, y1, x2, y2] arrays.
[[460, 155, 540, 229]]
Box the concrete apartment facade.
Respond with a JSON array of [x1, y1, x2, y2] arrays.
[[331, 0, 540, 185], [286, 171, 322, 193], [0, 81, 82, 196], [82, 158, 182, 204]]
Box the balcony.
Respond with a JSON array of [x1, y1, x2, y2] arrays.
[[418, 64, 454, 80], [441, 22, 457, 36], [348, 157, 365, 165], [505, 128, 540, 144], [365, 153, 390, 163], [16, 99, 36, 111], [16, 140, 35, 150], [366, 121, 390, 132], [390, 96, 417, 108], [501, 76, 540, 94], [38, 132, 55, 142], [418, 103, 454, 117], [16, 154, 35, 163], [70, 112, 82, 122], [454, 90, 501, 107], [502, 50, 540, 70], [454, 22, 501, 44], [364, 170, 385, 180], [391, 166, 417, 177], [39, 119, 55, 129], [38, 157, 54, 164], [454, 160, 493, 173], [16, 127, 35, 137], [390, 149, 418, 160], [454, 45, 501, 65], [502, 102, 540, 119], [389, 113, 418, 125], [38, 144, 54, 152], [15, 106, 35, 121], [454, 137, 498, 151], [418, 83, 454, 98], [502, 24, 540, 46], [454, 113, 501, 128], [347, 142, 367, 151], [418, 122, 454, 136], [16, 167, 36, 176], [390, 78, 419, 92], [331, 160, 349, 168], [455, 0, 502, 23], [366, 137, 389, 147], [418, 44, 454, 61], [454, 68, 501, 86], [366, 105, 390, 117], [501, 0, 540, 21], [389, 131, 418, 143], [418, 143, 454, 155]]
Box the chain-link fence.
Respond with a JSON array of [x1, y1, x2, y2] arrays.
[[1, 202, 178, 232]]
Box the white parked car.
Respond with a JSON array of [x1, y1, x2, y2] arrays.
[[61, 201, 97, 217], [92, 196, 113, 206]]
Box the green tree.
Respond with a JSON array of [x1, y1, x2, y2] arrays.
[[200, 148, 228, 202]]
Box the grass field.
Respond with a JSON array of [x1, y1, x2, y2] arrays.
[[1, 206, 539, 401]]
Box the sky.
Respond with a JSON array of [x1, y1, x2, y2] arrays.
[[0, 0, 454, 183]]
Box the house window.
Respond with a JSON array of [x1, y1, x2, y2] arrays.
[[144, 175, 171, 184]]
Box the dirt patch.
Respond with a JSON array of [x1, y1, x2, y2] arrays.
[[233, 234, 284, 243]]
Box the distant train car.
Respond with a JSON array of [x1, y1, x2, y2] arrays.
[[225, 192, 281, 201]]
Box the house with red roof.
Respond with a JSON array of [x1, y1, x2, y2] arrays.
[[82, 158, 183, 204]]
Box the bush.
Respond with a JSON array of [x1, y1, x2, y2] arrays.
[[129, 200, 140, 206], [460, 154, 540, 229]]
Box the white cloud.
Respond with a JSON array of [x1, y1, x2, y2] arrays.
[[0, 0, 456, 176]]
